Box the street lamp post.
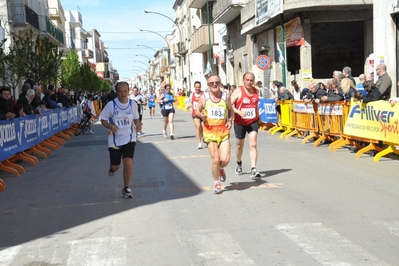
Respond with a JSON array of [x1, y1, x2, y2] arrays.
[[132, 66, 147, 71], [135, 54, 151, 60], [133, 60, 149, 69], [140, 28, 172, 87], [144, 9, 185, 93], [137, 43, 157, 53]]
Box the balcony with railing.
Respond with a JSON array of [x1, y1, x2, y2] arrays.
[[82, 49, 93, 58], [9, 4, 40, 31], [39, 16, 65, 46], [189, 0, 208, 9], [173, 42, 188, 57], [65, 10, 82, 27], [213, 0, 250, 24], [190, 24, 215, 53]]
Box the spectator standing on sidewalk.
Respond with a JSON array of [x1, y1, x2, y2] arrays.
[[99, 81, 141, 199], [375, 63, 392, 101]]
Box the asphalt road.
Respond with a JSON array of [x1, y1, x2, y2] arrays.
[[1, 107, 398, 266]]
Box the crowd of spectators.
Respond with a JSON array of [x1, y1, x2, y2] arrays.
[[267, 64, 396, 107], [0, 74, 118, 121]]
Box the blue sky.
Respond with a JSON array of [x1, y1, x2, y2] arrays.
[[61, 0, 177, 79]]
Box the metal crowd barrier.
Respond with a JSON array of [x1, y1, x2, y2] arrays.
[[0, 107, 79, 190], [267, 99, 399, 162]]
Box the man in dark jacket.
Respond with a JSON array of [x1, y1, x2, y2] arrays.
[[375, 64, 392, 101], [106, 89, 117, 103], [279, 86, 294, 100], [303, 82, 327, 104], [321, 79, 344, 102], [24, 73, 35, 89], [0, 87, 16, 120], [17, 89, 41, 116], [362, 81, 382, 103]]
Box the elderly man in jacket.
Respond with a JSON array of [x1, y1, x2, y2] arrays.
[[375, 64, 392, 101]]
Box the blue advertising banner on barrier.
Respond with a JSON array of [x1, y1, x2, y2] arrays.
[[259, 98, 278, 123], [0, 107, 78, 162]]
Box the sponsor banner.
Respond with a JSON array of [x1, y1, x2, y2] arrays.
[[318, 104, 343, 116], [293, 102, 315, 114], [276, 17, 305, 48], [255, 0, 283, 27], [0, 107, 78, 162], [259, 98, 278, 123], [344, 100, 399, 143]]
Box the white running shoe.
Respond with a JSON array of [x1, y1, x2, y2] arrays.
[[250, 168, 262, 180]]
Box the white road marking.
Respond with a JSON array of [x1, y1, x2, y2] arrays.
[[67, 237, 127, 266], [276, 223, 390, 266], [373, 221, 399, 237], [0, 246, 21, 266], [176, 229, 256, 265]]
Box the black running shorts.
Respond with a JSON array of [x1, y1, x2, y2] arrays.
[[161, 109, 175, 117], [108, 141, 136, 165], [233, 121, 259, 139]]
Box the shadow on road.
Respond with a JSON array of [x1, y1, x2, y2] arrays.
[[0, 127, 201, 247]]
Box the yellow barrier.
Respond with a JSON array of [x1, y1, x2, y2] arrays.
[[175, 96, 189, 111], [272, 99, 399, 162], [284, 101, 319, 144], [268, 100, 294, 138], [314, 101, 346, 147]]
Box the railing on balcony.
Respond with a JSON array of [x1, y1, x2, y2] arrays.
[[65, 10, 82, 26], [39, 16, 64, 45], [213, 0, 250, 24], [83, 49, 93, 58], [10, 4, 40, 31], [190, 24, 215, 53]]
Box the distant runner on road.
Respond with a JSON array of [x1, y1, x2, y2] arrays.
[[158, 84, 177, 140], [186, 81, 205, 149]]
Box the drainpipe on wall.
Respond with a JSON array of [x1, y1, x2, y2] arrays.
[[207, 0, 213, 74], [280, 14, 286, 86]]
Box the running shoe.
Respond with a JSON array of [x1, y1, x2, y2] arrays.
[[219, 168, 226, 182], [197, 143, 204, 149], [213, 181, 222, 194], [108, 167, 114, 177], [122, 187, 133, 198], [250, 168, 262, 180], [235, 162, 242, 175], [163, 132, 168, 138], [88, 130, 95, 134], [170, 134, 175, 140]]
